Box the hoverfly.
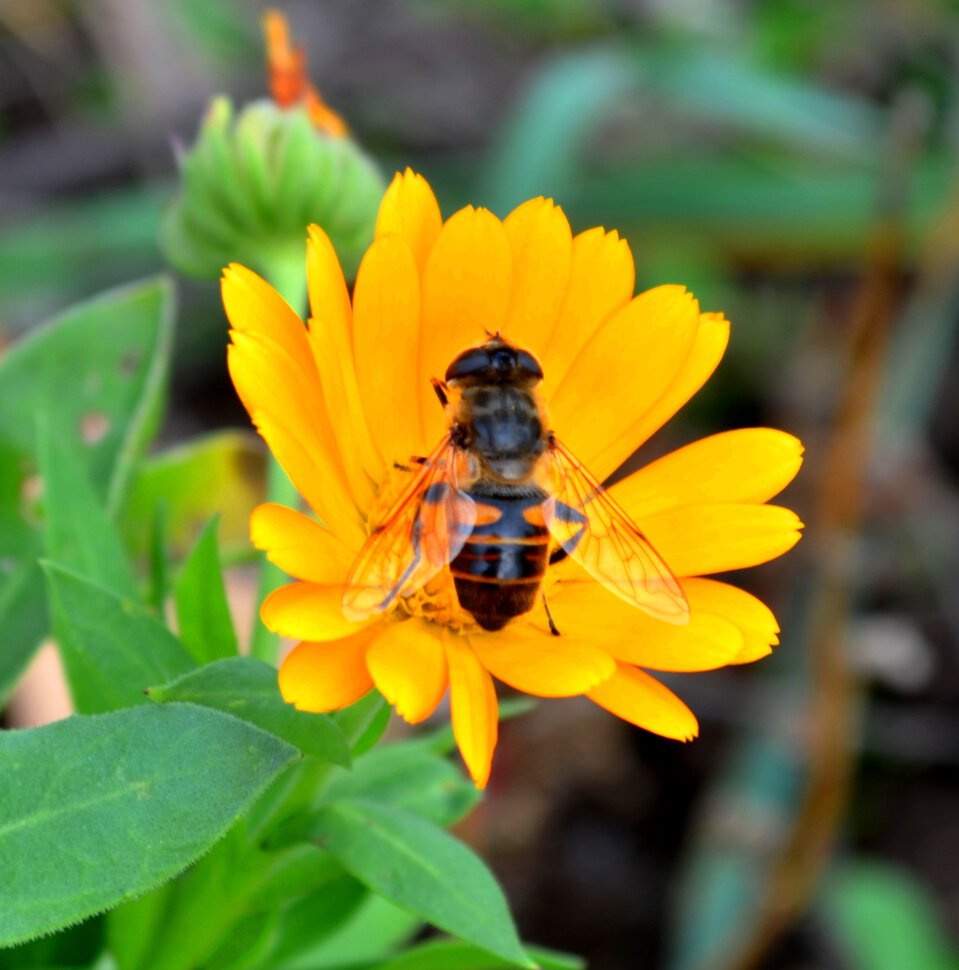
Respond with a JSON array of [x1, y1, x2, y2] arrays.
[[342, 336, 689, 633]]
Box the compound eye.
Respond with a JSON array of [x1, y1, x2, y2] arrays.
[[446, 347, 491, 381], [516, 350, 543, 380], [491, 348, 516, 373]]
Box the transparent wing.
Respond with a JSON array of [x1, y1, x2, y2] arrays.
[[541, 437, 689, 625], [342, 436, 476, 620]]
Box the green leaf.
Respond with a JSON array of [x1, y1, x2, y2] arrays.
[[277, 892, 419, 970], [334, 691, 391, 755], [0, 278, 173, 701], [106, 881, 176, 970], [635, 46, 880, 160], [245, 874, 368, 970], [0, 915, 105, 969], [822, 860, 959, 970], [295, 801, 532, 968], [205, 911, 279, 970], [38, 421, 138, 598], [0, 189, 165, 307], [147, 500, 170, 615], [365, 939, 585, 970], [0, 703, 298, 947], [120, 431, 265, 564], [0, 562, 47, 706], [0, 277, 173, 508], [109, 831, 345, 970], [44, 563, 195, 714], [173, 516, 239, 663], [148, 657, 350, 766], [325, 743, 479, 827]]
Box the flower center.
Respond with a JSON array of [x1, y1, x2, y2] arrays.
[[399, 572, 479, 635]]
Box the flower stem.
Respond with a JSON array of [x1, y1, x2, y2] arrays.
[[248, 458, 299, 662]]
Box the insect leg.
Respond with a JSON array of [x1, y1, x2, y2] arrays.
[[394, 455, 428, 472], [542, 593, 561, 637], [431, 377, 449, 408]]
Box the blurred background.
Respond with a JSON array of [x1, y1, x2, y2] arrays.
[[2, 1, 959, 968]]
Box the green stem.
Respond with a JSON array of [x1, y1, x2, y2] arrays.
[[249, 458, 300, 662]]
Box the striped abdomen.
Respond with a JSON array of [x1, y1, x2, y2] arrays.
[[450, 489, 549, 631]]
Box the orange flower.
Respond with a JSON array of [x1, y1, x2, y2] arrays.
[[224, 170, 803, 787], [263, 10, 348, 138]]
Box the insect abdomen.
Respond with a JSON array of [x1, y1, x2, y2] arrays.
[[450, 492, 549, 631]]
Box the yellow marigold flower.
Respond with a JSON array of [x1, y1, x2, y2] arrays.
[[223, 170, 804, 788]]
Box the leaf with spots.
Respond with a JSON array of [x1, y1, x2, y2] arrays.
[[0, 277, 173, 702], [121, 430, 266, 566]]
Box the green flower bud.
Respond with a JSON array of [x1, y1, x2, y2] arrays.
[[162, 94, 384, 286]]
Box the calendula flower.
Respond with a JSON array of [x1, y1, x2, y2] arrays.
[[163, 10, 382, 282], [224, 170, 803, 788]]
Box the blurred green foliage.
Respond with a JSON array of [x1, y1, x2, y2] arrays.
[[823, 860, 959, 970]]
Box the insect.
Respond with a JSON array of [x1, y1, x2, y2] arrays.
[[342, 336, 689, 633]]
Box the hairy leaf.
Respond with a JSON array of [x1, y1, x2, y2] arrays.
[[0, 703, 298, 947], [148, 657, 350, 766], [295, 801, 531, 967], [44, 564, 194, 714]]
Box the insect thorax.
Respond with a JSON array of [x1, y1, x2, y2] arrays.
[[454, 382, 547, 480]]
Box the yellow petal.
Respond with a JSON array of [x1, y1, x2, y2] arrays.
[[250, 502, 357, 583], [279, 630, 375, 712], [549, 286, 700, 482], [587, 663, 699, 741], [224, 265, 327, 457], [446, 636, 498, 789], [552, 580, 745, 672], [375, 169, 442, 275], [227, 333, 361, 542], [244, 408, 364, 547], [501, 198, 572, 355], [307, 226, 384, 505], [623, 311, 730, 454], [611, 428, 805, 519], [470, 622, 615, 697], [229, 330, 325, 434], [681, 577, 779, 663], [420, 206, 513, 443], [261, 581, 374, 641], [306, 223, 352, 332], [310, 316, 381, 513], [640, 503, 804, 577], [366, 618, 448, 724], [352, 234, 429, 463], [222, 263, 310, 369], [540, 227, 634, 392]]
